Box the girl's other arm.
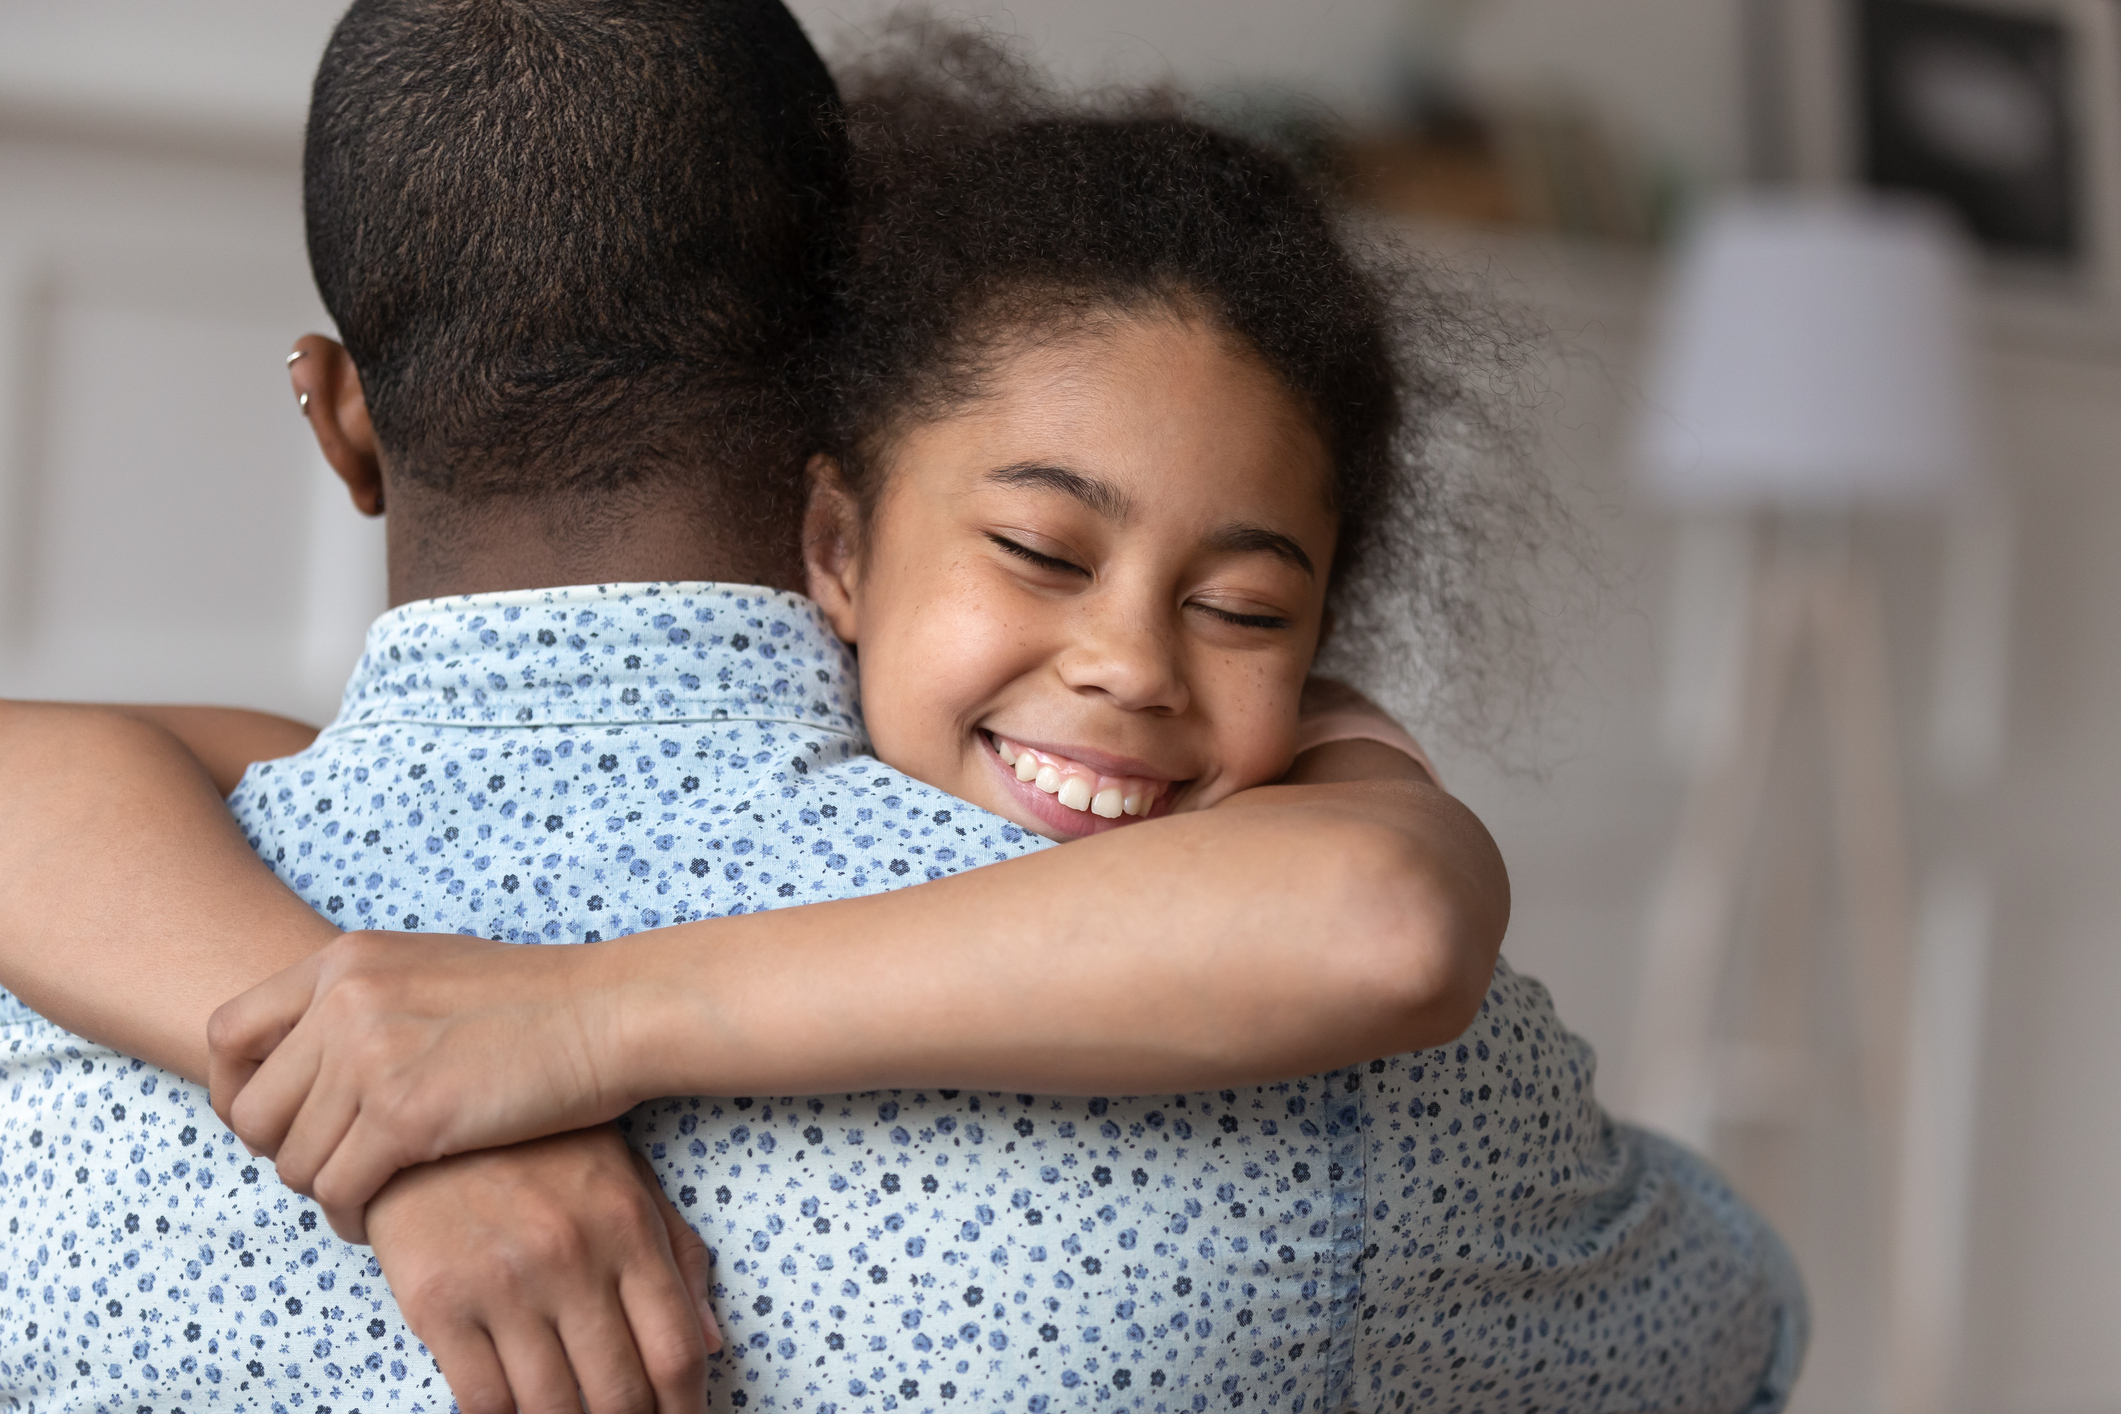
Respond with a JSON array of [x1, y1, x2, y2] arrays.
[[0, 702, 335, 1080], [109, 704, 321, 794], [636, 766, 1506, 1098], [1281, 678, 1440, 787]]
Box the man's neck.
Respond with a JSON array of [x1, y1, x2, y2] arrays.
[[382, 480, 801, 607]]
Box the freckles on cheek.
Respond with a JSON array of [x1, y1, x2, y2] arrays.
[[1212, 661, 1307, 783], [1233, 713, 1301, 784], [944, 606, 1039, 708], [876, 564, 1038, 724]]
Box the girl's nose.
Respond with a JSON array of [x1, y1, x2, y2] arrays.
[[1054, 599, 1190, 715]]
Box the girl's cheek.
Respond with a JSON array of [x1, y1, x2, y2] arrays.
[[1183, 709, 1302, 810], [864, 578, 1017, 778], [1225, 657, 1308, 769]]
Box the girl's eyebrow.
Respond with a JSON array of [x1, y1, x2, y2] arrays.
[[1207, 523, 1315, 577], [985, 462, 1132, 520]]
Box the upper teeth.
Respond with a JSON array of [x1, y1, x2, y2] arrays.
[[993, 735, 1163, 818]]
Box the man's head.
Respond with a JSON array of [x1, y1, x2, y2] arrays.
[[292, 0, 843, 598]]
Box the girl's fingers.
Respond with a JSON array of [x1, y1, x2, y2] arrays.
[[309, 1108, 430, 1243], [223, 1023, 328, 1160], [205, 950, 327, 1122], [614, 1185, 716, 1411], [245, 1052, 358, 1199], [490, 1319, 588, 1414], [419, 1321, 515, 1414], [559, 1284, 675, 1414], [637, 1150, 722, 1353]]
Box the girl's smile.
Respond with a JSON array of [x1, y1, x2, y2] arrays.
[[980, 730, 1178, 839], [804, 307, 1338, 842]]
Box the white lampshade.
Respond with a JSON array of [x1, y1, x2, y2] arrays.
[[1639, 195, 1981, 508]]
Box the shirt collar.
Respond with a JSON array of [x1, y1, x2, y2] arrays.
[[327, 582, 862, 736]]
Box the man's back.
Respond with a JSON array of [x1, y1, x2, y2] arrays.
[[0, 584, 1791, 1410]]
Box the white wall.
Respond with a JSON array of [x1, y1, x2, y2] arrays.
[[791, 0, 1419, 117], [789, 0, 1751, 178], [0, 0, 339, 136]]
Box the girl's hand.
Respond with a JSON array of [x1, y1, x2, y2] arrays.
[[208, 930, 640, 1237], [367, 1126, 721, 1414]]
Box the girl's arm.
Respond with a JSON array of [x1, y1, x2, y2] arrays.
[[0, 696, 1504, 1224], [0, 702, 336, 1077], [216, 693, 1502, 1225], [105, 704, 322, 794], [0, 691, 1489, 1088]]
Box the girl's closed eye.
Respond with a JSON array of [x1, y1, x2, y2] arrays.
[[987, 532, 1293, 630], [985, 532, 1089, 579], [1189, 598, 1291, 631]]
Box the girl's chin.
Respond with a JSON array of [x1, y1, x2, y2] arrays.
[[976, 739, 1169, 841]]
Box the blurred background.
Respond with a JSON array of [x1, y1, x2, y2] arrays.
[[2, 2, 2117, 1411]]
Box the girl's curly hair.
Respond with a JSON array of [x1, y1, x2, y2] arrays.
[[813, 20, 1559, 747]]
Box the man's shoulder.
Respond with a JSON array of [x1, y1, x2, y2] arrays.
[[719, 753, 1048, 906], [226, 712, 1046, 935]]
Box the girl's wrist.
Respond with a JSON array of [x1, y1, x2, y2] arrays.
[[582, 933, 686, 1114], [590, 922, 767, 1107]]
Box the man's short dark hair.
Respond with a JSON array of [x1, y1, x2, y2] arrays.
[[305, 0, 843, 523]]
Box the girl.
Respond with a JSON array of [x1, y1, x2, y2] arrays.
[[0, 49, 1803, 1414]]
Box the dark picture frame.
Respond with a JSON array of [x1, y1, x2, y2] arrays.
[[1858, 0, 2078, 260]]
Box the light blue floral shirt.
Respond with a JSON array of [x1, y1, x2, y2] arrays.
[[0, 584, 1803, 1413]]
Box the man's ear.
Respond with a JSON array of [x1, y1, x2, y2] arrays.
[[289, 335, 384, 516], [801, 455, 863, 645]]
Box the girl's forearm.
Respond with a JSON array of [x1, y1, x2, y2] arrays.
[[3, 694, 1499, 1102], [0, 703, 338, 1081], [610, 775, 1507, 1100]]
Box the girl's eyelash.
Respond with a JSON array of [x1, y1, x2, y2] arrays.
[[1196, 604, 1290, 631], [986, 533, 1087, 576], [988, 533, 1287, 627]]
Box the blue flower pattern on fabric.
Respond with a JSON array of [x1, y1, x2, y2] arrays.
[[0, 585, 1798, 1411]]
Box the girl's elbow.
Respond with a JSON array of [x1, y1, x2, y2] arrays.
[[1371, 910, 1498, 1051], [1331, 827, 1507, 1051]]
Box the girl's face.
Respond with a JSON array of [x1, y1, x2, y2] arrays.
[[805, 312, 1338, 842]]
